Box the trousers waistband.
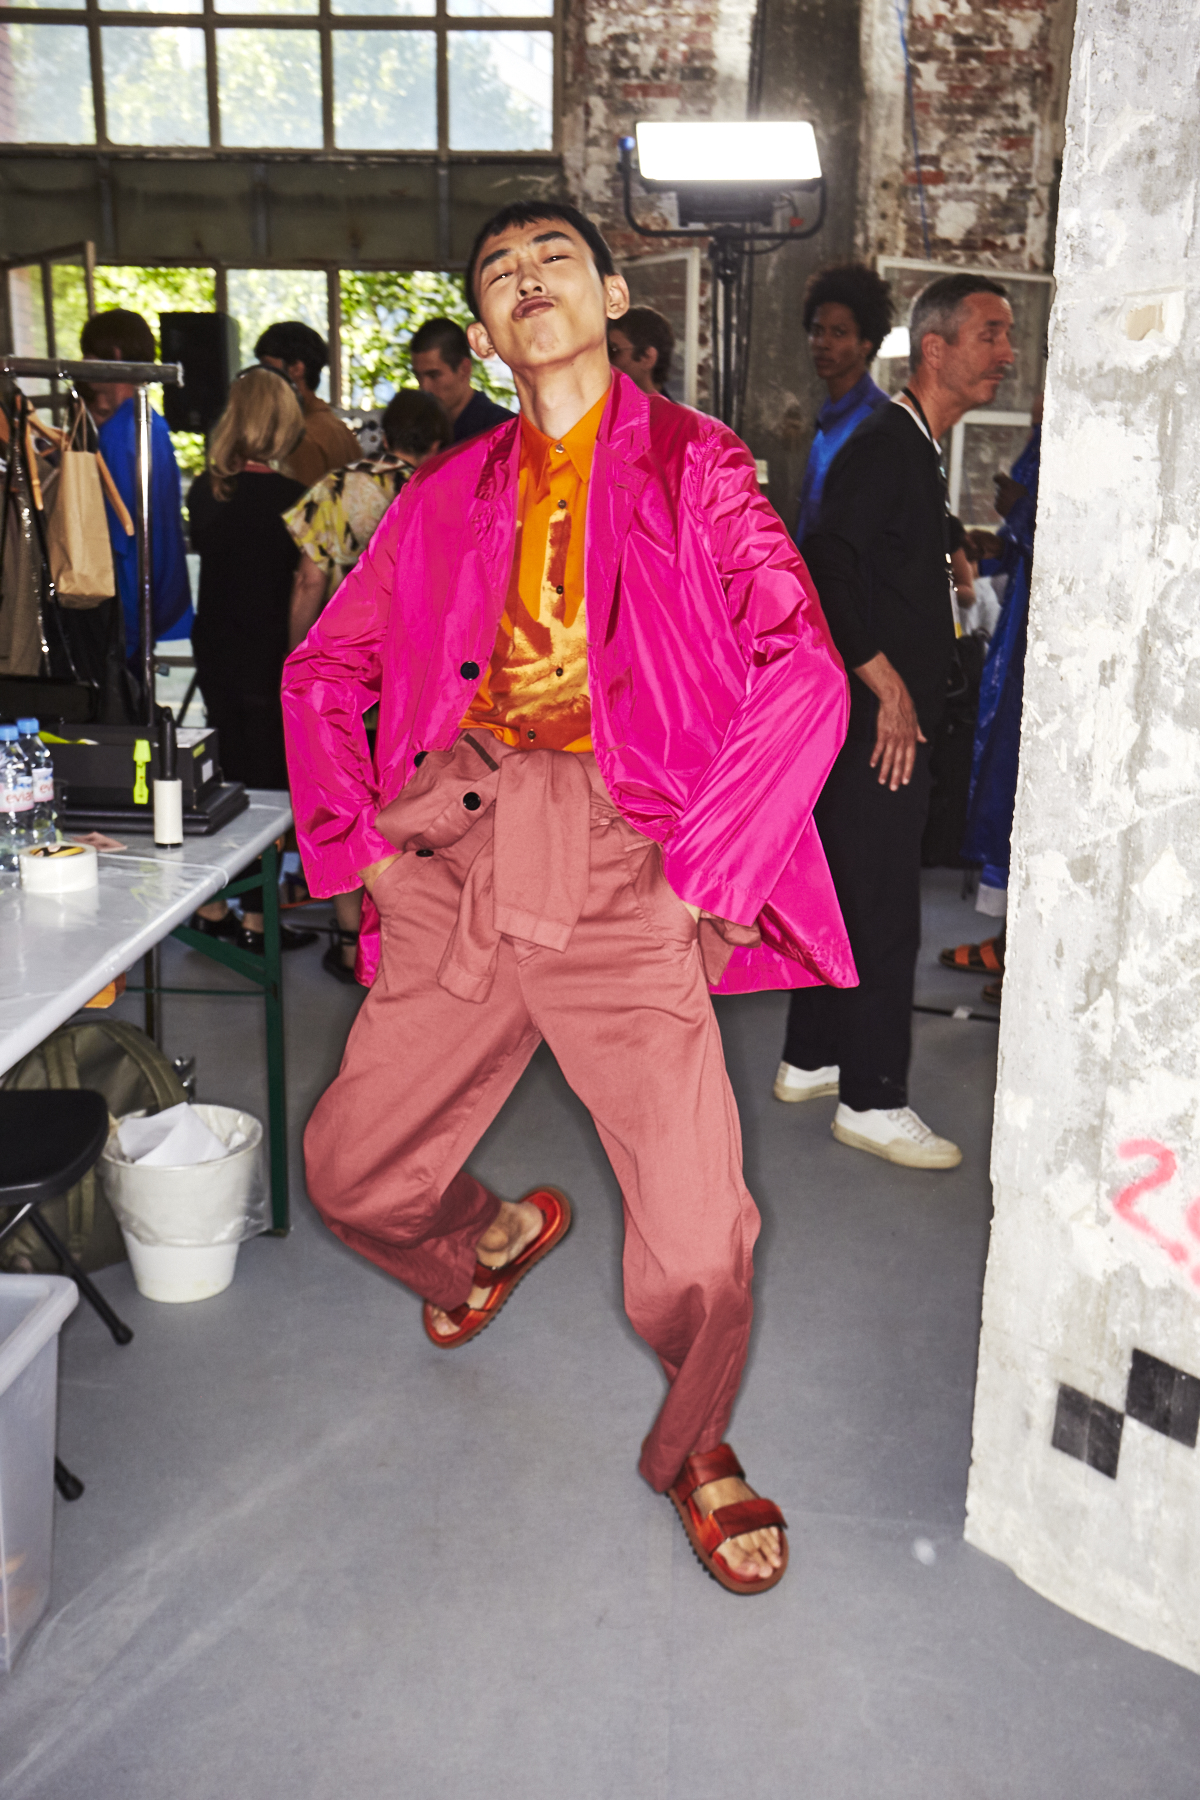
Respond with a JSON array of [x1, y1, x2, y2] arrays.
[[375, 734, 616, 1002]]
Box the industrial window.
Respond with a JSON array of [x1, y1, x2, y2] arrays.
[[0, 0, 555, 152]]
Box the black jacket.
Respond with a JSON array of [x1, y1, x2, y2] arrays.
[[188, 469, 305, 697], [453, 389, 515, 443], [801, 401, 956, 740]]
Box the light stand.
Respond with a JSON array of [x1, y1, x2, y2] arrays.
[[618, 135, 826, 431]]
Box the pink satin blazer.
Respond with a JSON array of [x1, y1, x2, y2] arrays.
[[282, 371, 856, 995]]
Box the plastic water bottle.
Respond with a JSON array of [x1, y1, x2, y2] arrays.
[[0, 725, 33, 874], [16, 718, 56, 844]]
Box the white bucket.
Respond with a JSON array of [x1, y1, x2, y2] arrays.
[[100, 1104, 266, 1305], [122, 1238, 240, 1305]]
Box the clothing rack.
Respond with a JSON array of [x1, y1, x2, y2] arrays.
[[1, 356, 184, 726]]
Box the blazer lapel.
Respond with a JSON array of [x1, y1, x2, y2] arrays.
[[469, 418, 521, 608], [587, 375, 650, 640]]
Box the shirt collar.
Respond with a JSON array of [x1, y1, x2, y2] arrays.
[[817, 370, 879, 431], [892, 390, 933, 445], [519, 385, 609, 487]]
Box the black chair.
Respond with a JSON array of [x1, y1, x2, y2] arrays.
[[0, 1089, 136, 1500]]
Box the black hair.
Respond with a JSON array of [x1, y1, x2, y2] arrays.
[[408, 317, 472, 369], [909, 273, 1010, 369], [801, 264, 894, 360], [253, 320, 328, 393], [80, 307, 157, 364], [381, 387, 453, 457], [611, 305, 675, 391], [464, 200, 616, 318]]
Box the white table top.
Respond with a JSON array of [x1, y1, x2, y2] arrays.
[[0, 792, 293, 1078]]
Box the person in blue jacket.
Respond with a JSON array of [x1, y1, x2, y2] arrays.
[[795, 264, 895, 547], [955, 400, 1042, 992], [80, 309, 192, 676]]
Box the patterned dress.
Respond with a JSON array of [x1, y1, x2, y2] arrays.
[[284, 454, 410, 604]]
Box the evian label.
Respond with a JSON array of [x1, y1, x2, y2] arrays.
[[2, 770, 33, 812], [32, 769, 54, 804]]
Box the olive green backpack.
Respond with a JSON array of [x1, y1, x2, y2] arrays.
[[1, 1019, 186, 1272]]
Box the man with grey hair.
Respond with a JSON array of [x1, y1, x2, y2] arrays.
[[774, 271, 1015, 1168]]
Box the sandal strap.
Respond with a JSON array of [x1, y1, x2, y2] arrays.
[[470, 1259, 511, 1290], [708, 1498, 787, 1542], [979, 937, 1001, 972], [674, 1443, 744, 1499]]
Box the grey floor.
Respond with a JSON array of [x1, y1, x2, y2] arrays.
[[2, 871, 1198, 1797]]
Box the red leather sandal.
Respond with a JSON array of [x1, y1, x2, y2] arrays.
[[938, 936, 1004, 975], [422, 1187, 572, 1350], [667, 1444, 789, 1595]]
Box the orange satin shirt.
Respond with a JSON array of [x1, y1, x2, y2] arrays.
[[460, 389, 608, 752]]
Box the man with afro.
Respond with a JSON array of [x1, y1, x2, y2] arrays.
[[794, 263, 894, 545]]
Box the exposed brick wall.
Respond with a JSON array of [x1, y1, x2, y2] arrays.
[[897, 0, 1073, 270], [561, 0, 751, 403], [563, 0, 730, 255], [566, 0, 1073, 277]]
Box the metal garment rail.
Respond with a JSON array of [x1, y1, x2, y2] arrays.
[[1, 355, 184, 725]]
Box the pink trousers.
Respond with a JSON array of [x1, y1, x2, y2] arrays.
[[303, 737, 760, 1493]]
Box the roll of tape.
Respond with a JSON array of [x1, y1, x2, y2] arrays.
[[20, 841, 99, 893]]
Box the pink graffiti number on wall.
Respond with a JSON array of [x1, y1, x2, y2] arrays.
[[1113, 1138, 1200, 1284]]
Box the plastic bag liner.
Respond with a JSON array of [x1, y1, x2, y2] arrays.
[[117, 1102, 234, 1167], [99, 1104, 267, 1248]]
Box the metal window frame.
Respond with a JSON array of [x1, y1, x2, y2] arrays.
[[2, 252, 518, 406], [0, 0, 560, 155], [616, 245, 702, 411]]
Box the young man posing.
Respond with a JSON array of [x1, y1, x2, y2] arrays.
[[283, 201, 854, 1592]]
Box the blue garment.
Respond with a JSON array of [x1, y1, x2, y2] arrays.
[[795, 371, 891, 545], [97, 399, 192, 658], [961, 425, 1041, 881]]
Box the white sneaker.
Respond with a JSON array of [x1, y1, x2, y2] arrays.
[[831, 1103, 962, 1169], [773, 1060, 840, 1103]]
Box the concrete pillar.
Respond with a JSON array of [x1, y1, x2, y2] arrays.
[[965, 0, 1200, 1674]]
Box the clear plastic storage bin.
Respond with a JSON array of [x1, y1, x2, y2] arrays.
[[0, 1275, 79, 1673]]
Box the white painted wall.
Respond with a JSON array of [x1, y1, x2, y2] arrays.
[[965, 0, 1200, 1673]]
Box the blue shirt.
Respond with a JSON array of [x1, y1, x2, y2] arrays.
[[795, 371, 891, 547], [97, 399, 193, 658]]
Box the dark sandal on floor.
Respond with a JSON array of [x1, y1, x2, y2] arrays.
[[280, 871, 312, 909], [322, 930, 360, 985], [667, 1444, 789, 1595], [938, 935, 1004, 975], [422, 1187, 572, 1350], [190, 908, 240, 940], [981, 977, 1003, 1005]]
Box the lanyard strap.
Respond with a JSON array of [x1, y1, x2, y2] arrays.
[[900, 386, 948, 488], [900, 391, 962, 638]]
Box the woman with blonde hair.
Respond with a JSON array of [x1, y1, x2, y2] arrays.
[[189, 366, 318, 952]]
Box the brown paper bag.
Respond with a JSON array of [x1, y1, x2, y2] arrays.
[[45, 405, 115, 609]]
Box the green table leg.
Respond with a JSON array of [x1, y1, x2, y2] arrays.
[[260, 839, 290, 1234], [165, 841, 292, 1237]]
